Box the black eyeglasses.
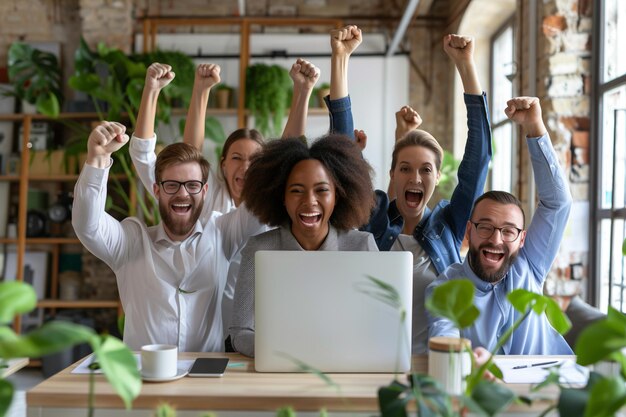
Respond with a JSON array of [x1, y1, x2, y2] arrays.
[[159, 180, 205, 195], [471, 222, 523, 242]]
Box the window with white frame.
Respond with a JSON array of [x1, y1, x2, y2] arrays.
[[489, 19, 516, 192], [594, 0, 626, 312]]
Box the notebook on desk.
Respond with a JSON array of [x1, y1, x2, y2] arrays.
[[254, 250, 413, 373]]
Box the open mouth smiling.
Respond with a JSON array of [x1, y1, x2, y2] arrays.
[[171, 202, 192, 214], [482, 247, 505, 263], [299, 212, 322, 226], [405, 189, 424, 208]]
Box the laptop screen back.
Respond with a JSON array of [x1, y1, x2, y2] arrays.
[[254, 251, 413, 372]]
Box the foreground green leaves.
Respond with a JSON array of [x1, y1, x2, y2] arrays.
[[425, 279, 479, 330], [0, 380, 13, 417], [507, 289, 571, 335], [91, 335, 141, 409], [1, 281, 141, 415], [0, 282, 36, 324], [575, 307, 626, 366]]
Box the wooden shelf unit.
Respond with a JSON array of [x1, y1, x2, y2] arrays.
[[0, 113, 124, 332], [142, 16, 342, 129]]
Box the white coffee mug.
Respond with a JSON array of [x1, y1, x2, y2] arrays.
[[141, 344, 177, 379], [428, 336, 472, 395]]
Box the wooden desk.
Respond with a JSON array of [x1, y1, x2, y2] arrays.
[[27, 353, 563, 416], [1, 358, 29, 378]]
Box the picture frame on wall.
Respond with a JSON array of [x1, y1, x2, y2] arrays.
[[3, 251, 48, 300]]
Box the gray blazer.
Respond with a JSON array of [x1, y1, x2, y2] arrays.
[[229, 225, 378, 357]]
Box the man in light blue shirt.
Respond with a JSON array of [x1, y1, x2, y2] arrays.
[[427, 96, 573, 355]]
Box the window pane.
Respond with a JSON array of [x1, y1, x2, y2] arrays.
[[490, 123, 513, 192], [600, 87, 626, 209], [599, 219, 626, 313], [599, 220, 612, 312], [491, 25, 514, 125], [604, 0, 626, 82], [611, 219, 626, 312]]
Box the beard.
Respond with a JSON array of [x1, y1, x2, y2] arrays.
[[159, 197, 204, 238], [467, 243, 519, 283]]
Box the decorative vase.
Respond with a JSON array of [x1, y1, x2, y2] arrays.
[[428, 336, 472, 395]]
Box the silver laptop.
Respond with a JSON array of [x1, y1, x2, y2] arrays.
[[254, 251, 413, 373]]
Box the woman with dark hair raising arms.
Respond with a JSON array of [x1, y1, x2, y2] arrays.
[[229, 135, 378, 357]]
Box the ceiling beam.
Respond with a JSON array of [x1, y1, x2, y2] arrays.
[[386, 0, 421, 56]]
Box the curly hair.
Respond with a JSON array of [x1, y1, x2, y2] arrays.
[[155, 142, 210, 184], [242, 135, 375, 230]]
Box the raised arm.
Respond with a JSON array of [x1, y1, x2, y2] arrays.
[[443, 35, 492, 245], [73, 122, 132, 270], [130, 63, 175, 199], [395, 105, 423, 141], [443, 34, 481, 95], [330, 25, 361, 99], [281, 59, 320, 139], [135, 63, 175, 140], [506, 97, 571, 282], [183, 63, 221, 150], [388, 106, 423, 198], [326, 25, 362, 138]]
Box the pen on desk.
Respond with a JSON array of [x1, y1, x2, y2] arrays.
[[512, 360, 559, 370]]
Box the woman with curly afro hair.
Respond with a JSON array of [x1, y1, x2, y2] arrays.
[[229, 134, 378, 357]]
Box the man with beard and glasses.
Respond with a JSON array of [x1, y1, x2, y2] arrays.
[[427, 96, 573, 355], [72, 121, 264, 352]]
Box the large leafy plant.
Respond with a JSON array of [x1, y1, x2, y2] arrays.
[[533, 238, 626, 417], [377, 279, 571, 417], [0, 281, 140, 417], [245, 63, 291, 137], [66, 39, 204, 225], [5, 42, 63, 117]]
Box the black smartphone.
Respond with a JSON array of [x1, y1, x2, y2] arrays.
[[188, 358, 229, 377]]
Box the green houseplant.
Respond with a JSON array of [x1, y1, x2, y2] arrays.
[[0, 281, 140, 417], [375, 278, 571, 417], [214, 84, 234, 109], [67, 39, 201, 225], [245, 63, 291, 137], [5, 42, 63, 117], [315, 82, 330, 108]]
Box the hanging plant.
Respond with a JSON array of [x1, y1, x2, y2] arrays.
[[245, 63, 291, 137]]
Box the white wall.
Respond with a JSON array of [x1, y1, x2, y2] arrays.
[[136, 33, 409, 190]]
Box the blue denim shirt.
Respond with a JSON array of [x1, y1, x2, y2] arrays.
[[427, 135, 573, 354], [324, 94, 354, 140], [326, 93, 492, 274]]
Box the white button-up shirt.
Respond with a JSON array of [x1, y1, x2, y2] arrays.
[[72, 161, 263, 352]]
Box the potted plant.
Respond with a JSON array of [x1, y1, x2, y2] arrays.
[[68, 38, 176, 225], [215, 84, 233, 109], [374, 278, 571, 416], [245, 63, 291, 137], [0, 281, 141, 416], [5, 42, 63, 117], [316, 82, 330, 108]]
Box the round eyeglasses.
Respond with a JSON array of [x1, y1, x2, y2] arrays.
[[159, 180, 205, 195], [471, 222, 523, 242]]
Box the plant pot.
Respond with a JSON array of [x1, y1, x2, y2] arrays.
[[317, 88, 330, 108], [21, 100, 37, 114], [216, 89, 231, 109], [29, 150, 69, 175], [428, 336, 472, 395]]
